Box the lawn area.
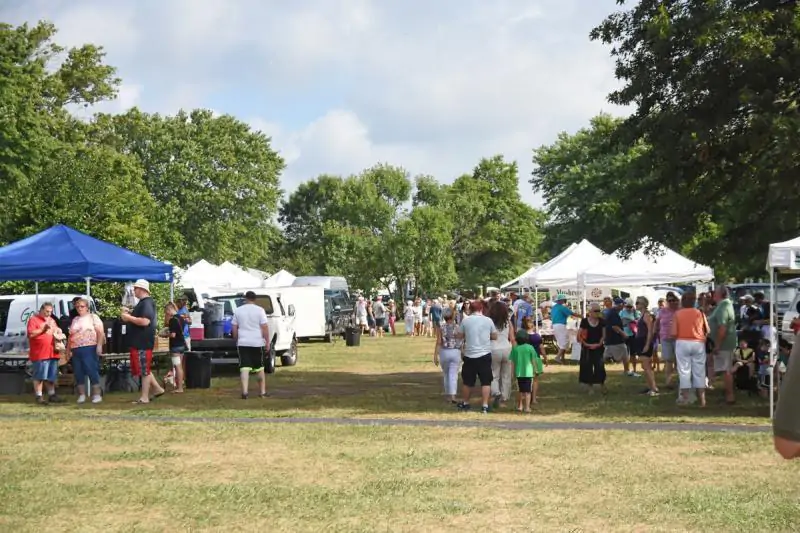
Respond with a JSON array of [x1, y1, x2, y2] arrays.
[[1, 334, 798, 532], [0, 332, 775, 425], [0, 418, 798, 532]]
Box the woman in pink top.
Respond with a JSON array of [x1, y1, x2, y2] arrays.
[[68, 298, 105, 404], [670, 292, 710, 407], [654, 292, 679, 389]]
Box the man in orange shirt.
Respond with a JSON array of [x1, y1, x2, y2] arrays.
[[27, 302, 64, 405]]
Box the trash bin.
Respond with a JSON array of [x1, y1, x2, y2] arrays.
[[205, 321, 224, 339], [184, 351, 212, 389], [345, 326, 361, 347]]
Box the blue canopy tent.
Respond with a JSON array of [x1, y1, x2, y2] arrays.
[[0, 224, 174, 302]]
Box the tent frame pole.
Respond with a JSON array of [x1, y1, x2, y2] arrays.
[[35, 282, 39, 308], [85, 277, 91, 297]]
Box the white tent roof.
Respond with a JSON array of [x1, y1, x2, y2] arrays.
[[179, 259, 220, 289], [767, 236, 800, 272], [263, 269, 296, 287], [501, 263, 542, 289], [579, 241, 714, 288], [523, 240, 607, 289], [218, 261, 264, 288]]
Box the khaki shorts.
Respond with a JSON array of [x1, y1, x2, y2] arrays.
[[605, 343, 629, 363], [713, 350, 733, 373]]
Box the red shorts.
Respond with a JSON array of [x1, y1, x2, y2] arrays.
[[129, 348, 153, 377]]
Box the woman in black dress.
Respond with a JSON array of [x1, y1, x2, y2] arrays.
[[579, 302, 607, 394]]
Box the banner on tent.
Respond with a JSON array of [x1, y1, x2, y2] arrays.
[[547, 287, 611, 300]]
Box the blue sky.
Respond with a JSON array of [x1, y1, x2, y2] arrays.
[[3, 0, 628, 206]]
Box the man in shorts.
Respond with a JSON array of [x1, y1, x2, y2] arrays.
[[456, 299, 498, 413], [232, 291, 270, 399], [604, 298, 631, 372], [121, 279, 165, 404], [27, 302, 64, 405], [372, 297, 386, 338], [708, 286, 738, 403]]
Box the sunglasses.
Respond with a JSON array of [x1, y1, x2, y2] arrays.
[[76, 305, 88, 309], [667, 299, 678, 303]]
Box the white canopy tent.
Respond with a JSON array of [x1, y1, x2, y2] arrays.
[[501, 263, 542, 290], [263, 269, 296, 288], [579, 241, 714, 288], [523, 239, 607, 289], [218, 261, 265, 288], [767, 236, 800, 418], [179, 259, 220, 289]]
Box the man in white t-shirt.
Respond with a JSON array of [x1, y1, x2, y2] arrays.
[[373, 298, 386, 338], [456, 299, 498, 413], [232, 291, 270, 400]]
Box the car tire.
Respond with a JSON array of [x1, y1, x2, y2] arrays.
[[281, 337, 298, 367], [265, 343, 277, 374]]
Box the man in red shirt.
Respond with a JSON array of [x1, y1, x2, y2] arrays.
[[27, 302, 64, 404]]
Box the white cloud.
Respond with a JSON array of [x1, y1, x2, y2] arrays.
[[2, 0, 629, 206]]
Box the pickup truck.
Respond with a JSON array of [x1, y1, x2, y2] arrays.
[[192, 289, 298, 373]]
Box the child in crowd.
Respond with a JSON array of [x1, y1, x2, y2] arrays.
[[522, 316, 547, 365], [730, 338, 756, 394], [508, 329, 544, 412]]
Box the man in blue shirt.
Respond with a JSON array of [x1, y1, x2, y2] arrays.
[[551, 294, 580, 363], [514, 293, 534, 331]]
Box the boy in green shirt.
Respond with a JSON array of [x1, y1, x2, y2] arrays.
[[509, 329, 544, 412]]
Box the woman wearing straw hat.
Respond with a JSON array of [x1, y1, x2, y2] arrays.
[[551, 294, 581, 363]]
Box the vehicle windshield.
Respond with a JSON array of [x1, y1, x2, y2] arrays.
[[234, 296, 274, 315], [66, 299, 97, 315], [730, 286, 798, 308]]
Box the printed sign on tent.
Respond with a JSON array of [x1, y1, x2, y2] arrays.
[[547, 287, 611, 301]]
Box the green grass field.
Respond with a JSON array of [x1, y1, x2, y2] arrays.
[[1, 333, 798, 532]]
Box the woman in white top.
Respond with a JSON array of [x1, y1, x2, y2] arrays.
[[488, 301, 515, 407], [434, 306, 462, 403]]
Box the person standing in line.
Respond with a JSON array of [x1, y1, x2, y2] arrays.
[[514, 293, 534, 332], [455, 299, 498, 414], [27, 302, 64, 405], [433, 306, 462, 404], [619, 298, 642, 377], [604, 298, 631, 373], [430, 298, 443, 333], [176, 296, 192, 350], [67, 298, 104, 404], [488, 301, 515, 409], [707, 286, 738, 404], [404, 300, 415, 336], [232, 291, 270, 399], [551, 294, 580, 363], [654, 292, 679, 389], [372, 297, 386, 338], [671, 292, 710, 407], [633, 297, 658, 396], [509, 328, 543, 412], [578, 302, 607, 394], [121, 280, 166, 404]]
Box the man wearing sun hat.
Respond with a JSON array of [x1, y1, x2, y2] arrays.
[[551, 293, 580, 363], [121, 279, 165, 404]]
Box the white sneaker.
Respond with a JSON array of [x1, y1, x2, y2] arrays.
[[627, 372, 641, 377], [76, 395, 86, 404], [91, 395, 102, 404]]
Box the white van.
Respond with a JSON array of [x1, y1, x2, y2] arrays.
[[275, 285, 327, 341], [0, 294, 97, 336]]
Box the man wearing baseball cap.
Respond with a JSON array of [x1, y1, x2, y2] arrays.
[[551, 294, 580, 363], [121, 279, 165, 403]]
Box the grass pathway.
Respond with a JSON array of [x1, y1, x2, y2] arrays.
[[0, 411, 772, 433]]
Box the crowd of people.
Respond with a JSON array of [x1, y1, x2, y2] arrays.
[[420, 286, 798, 412]]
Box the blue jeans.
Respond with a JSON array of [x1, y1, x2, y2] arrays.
[[71, 345, 101, 386], [32, 359, 58, 382]]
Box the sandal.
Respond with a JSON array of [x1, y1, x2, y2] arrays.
[[131, 399, 149, 405]]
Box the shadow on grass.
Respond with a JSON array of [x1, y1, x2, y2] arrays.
[[0, 361, 770, 424]]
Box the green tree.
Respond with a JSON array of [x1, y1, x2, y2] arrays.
[[590, 0, 800, 277], [91, 108, 285, 268], [531, 114, 650, 257], [416, 156, 546, 290]]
